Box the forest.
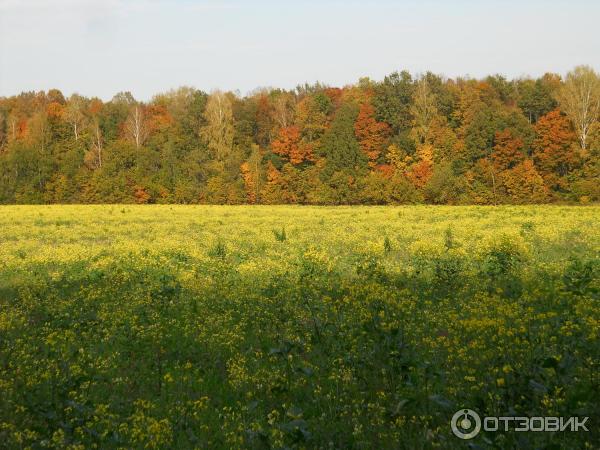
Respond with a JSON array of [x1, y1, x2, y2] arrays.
[[0, 65, 598, 205]]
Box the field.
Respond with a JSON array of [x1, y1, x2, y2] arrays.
[[0, 205, 599, 449]]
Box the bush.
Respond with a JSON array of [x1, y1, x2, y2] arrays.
[[424, 163, 466, 204], [481, 237, 527, 279], [563, 257, 598, 295], [208, 240, 227, 258], [273, 227, 287, 242]]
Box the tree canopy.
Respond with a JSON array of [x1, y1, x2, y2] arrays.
[[0, 66, 598, 204]]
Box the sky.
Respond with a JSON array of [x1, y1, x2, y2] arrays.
[[0, 0, 599, 101]]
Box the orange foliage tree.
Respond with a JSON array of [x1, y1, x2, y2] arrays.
[[134, 185, 151, 203], [271, 126, 314, 165], [500, 159, 548, 203], [46, 102, 64, 119], [146, 104, 173, 133], [407, 144, 434, 188], [354, 103, 390, 167], [491, 129, 525, 171], [533, 109, 578, 189], [240, 161, 257, 203], [261, 161, 286, 203], [240, 144, 262, 204]]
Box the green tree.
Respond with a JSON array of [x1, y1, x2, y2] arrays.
[[319, 103, 367, 178], [372, 70, 414, 134]]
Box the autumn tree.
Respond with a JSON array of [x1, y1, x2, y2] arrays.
[[410, 76, 438, 146], [532, 109, 577, 189], [271, 91, 295, 129], [271, 125, 313, 165], [261, 160, 287, 204], [134, 185, 151, 203], [6, 110, 26, 142], [0, 111, 5, 148], [254, 93, 275, 148], [46, 89, 66, 105], [85, 99, 104, 169], [201, 91, 235, 172], [45, 102, 64, 121], [556, 65, 600, 152], [125, 104, 149, 148], [240, 144, 263, 203], [386, 144, 412, 174], [354, 102, 390, 167], [491, 129, 525, 171], [64, 94, 87, 141], [27, 110, 49, 154], [407, 144, 434, 188], [25, 110, 53, 193], [146, 104, 173, 133], [296, 94, 328, 143], [500, 159, 548, 203]]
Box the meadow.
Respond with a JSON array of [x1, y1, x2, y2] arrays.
[[0, 205, 598, 449]]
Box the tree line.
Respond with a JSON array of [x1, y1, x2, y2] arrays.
[[0, 66, 598, 205]]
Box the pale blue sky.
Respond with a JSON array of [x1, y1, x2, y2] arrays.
[[1, 0, 599, 100]]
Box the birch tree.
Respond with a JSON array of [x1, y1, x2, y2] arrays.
[[85, 99, 104, 169], [65, 94, 87, 141], [125, 104, 149, 148], [410, 76, 438, 146], [556, 65, 600, 152], [200, 90, 234, 171], [0, 112, 5, 148], [272, 92, 295, 129]]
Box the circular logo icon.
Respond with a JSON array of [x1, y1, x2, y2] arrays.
[[451, 409, 481, 439]]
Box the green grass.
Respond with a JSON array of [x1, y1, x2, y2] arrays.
[[0, 205, 599, 449]]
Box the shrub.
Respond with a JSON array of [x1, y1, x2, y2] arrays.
[[481, 237, 527, 279], [563, 257, 598, 295], [208, 241, 227, 258], [273, 227, 287, 242]]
